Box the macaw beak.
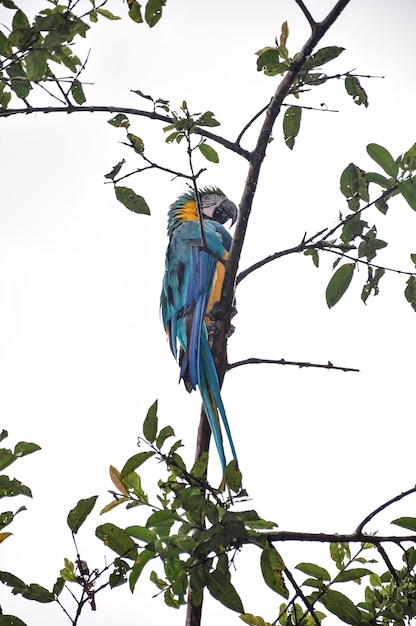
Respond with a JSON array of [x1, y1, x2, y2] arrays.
[[213, 199, 238, 226]]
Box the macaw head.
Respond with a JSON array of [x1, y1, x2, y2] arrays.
[[167, 186, 238, 236], [199, 188, 238, 226]]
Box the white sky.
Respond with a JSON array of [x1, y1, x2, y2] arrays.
[[1, 0, 416, 624]]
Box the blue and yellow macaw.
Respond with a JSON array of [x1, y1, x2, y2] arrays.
[[161, 186, 238, 481]]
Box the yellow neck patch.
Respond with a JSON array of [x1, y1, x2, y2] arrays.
[[177, 199, 198, 221]]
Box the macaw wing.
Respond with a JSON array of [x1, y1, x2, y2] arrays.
[[161, 218, 238, 479]]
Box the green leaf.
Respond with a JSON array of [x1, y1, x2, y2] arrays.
[[405, 276, 416, 312], [283, 106, 301, 150], [345, 75, 368, 107], [198, 142, 219, 163], [295, 562, 330, 580], [224, 459, 242, 493], [365, 172, 392, 188], [120, 451, 155, 478], [104, 159, 126, 181], [0, 511, 14, 530], [96, 523, 138, 559], [334, 567, 372, 583], [71, 79, 86, 105], [320, 589, 361, 624], [150, 570, 168, 589], [67, 495, 98, 534], [60, 558, 77, 582], [163, 587, 181, 608], [96, 7, 121, 20], [392, 516, 416, 531], [14, 442, 41, 458], [145, 0, 166, 27], [340, 215, 367, 245], [304, 248, 319, 267], [122, 471, 147, 502], [240, 614, 268, 626], [155, 425, 175, 449], [340, 163, 359, 198], [357, 237, 387, 261], [129, 549, 154, 591], [191, 452, 208, 479], [25, 49, 48, 81], [53, 576, 65, 596], [0, 449, 15, 471], [206, 569, 244, 613], [411, 253, 416, 267], [303, 46, 345, 70], [146, 509, 177, 528], [0, 476, 31, 498], [0, 571, 26, 589], [108, 114, 130, 128], [6, 62, 31, 99], [326, 263, 355, 308], [109, 558, 130, 588], [128, 0, 143, 23], [143, 400, 158, 442], [398, 177, 416, 211], [21, 583, 54, 603], [261, 545, 288, 598], [125, 525, 155, 542], [0, 615, 28, 625], [361, 267, 385, 303], [0, 431, 8, 443], [115, 186, 150, 215], [196, 111, 220, 127], [367, 143, 398, 178], [256, 48, 280, 72], [127, 133, 145, 154]]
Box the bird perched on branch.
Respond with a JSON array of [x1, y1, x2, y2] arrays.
[[161, 186, 238, 484]]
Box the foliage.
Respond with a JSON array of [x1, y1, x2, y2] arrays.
[[0, 430, 41, 624], [0, 0, 165, 110], [3, 1, 416, 625]]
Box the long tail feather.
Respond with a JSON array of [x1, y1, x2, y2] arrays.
[[199, 333, 238, 467]]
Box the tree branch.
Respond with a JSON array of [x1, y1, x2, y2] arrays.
[[227, 357, 359, 373], [236, 238, 311, 285], [213, 0, 353, 384], [263, 531, 416, 544], [235, 183, 407, 287], [0, 105, 251, 160]]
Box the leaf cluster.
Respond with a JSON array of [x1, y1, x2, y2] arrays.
[[0, 430, 42, 624], [298, 142, 416, 310], [94, 400, 256, 612], [256, 23, 367, 150]]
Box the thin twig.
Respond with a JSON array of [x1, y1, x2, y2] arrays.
[[284, 566, 322, 626], [116, 146, 206, 183], [294, 0, 317, 28], [227, 356, 359, 373], [376, 543, 401, 584], [355, 485, 416, 534], [235, 102, 270, 145], [320, 246, 416, 277]]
